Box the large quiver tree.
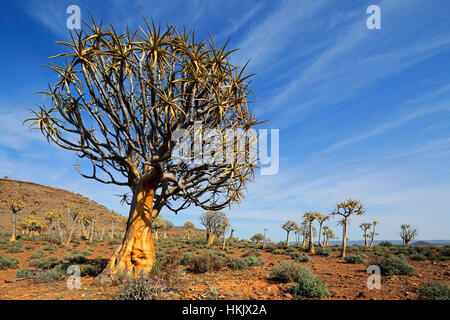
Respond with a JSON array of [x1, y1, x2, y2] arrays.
[[25, 18, 260, 278]]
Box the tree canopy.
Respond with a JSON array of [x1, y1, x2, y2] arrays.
[[25, 17, 262, 217]]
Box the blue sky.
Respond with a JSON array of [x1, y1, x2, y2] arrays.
[[1, 0, 450, 242]]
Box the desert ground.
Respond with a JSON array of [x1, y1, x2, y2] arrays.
[[0, 231, 449, 300]]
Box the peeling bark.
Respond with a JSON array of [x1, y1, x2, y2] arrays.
[[98, 172, 160, 279]]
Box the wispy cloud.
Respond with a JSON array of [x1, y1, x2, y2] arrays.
[[322, 102, 450, 154]]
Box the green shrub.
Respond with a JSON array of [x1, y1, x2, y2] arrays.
[[344, 255, 365, 264], [28, 256, 60, 269], [438, 247, 450, 256], [269, 261, 312, 283], [243, 255, 264, 267], [294, 254, 312, 263], [79, 250, 93, 256], [187, 252, 224, 273], [241, 250, 260, 258], [373, 255, 415, 275], [43, 245, 57, 252], [116, 273, 170, 300], [409, 254, 427, 261], [316, 248, 332, 256], [180, 252, 194, 266], [289, 275, 329, 299], [63, 254, 87, 264], [225, 257, 248, 270], [264, 246, 276, 253], [0, 255, 19, 269], [7, 247, 24, 253], [417, 282, 450, 300], [16, 269, 34, 278], [35, 268, 65, 283], [30, 250, 46, 259], [379, 241, 393, 246], [80, 264, 101, 276], [24, 245, 35, 250]]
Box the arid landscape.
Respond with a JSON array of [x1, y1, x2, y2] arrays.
[[1, 1, 450, 306], [1, 179, 449, 300]]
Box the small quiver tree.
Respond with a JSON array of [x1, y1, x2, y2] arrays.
[[303, 211, 320, 253], [399, 224, 418, 246], [183, 221, 195, 240], [331, 199, 365, 258], [359, 222, 372, 248], [200, 211, 228, 246], [24, 214, 45, 236], [282, 221, 298, 247], [2, 200, 26, 241], [250, 233, 264, 244]]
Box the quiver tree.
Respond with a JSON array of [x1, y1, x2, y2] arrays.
[[25, 17, 260, 278], [229, 228, 235, 241], [282, 221, 298, 247], [44, 211, 59, 235], [303, 212, 319, 253], [324, 228, 334, 247], [218, 220, 230, 250], [24, 214, 45, 236], [316, 213, 329, 248], [359, 222, 372, 248], [331, 199, 365, 258], [151, 216, 167, 241], [399, 224, 418, 246], [300, 221, 308, 247], [162, 220, 174, 238], [250, 233, 264, 244], [2, 200, 26, 241], [294, 228, 300, 246], [63, 203, 80, 245], [369, 220, 378, 247], [321, 226, 329, 246], [200, 211, 228, 246], [183, 221, 195, 240]]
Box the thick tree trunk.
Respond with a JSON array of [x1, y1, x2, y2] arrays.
[[98, 176, 158, 279], [10, 213, 17, 241], [341, 220, 348, 258], [229, 229, 234, 241], [302, 234, 307, 247], [364, 233, 368, 248], [285, 231, 290, 247], [207, 232, 215, 246]]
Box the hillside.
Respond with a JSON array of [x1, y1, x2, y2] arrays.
[[0, 178, 120, 232], [0, 178, 205, 238]]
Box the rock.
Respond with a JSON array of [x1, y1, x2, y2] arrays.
[[357, 292, 366, 298], [284, 293, 294, 299]]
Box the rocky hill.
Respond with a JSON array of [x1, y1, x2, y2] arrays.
[[0, 178, 119, 232], [0, 178, 205, 238]]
